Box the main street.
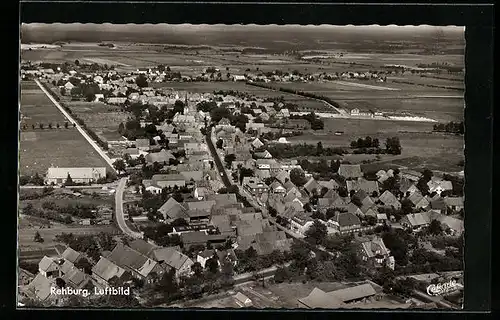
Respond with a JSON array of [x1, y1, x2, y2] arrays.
[[34, 79, 117, 173], [205, 129, 335, 257], [115, 177, 143, 238]]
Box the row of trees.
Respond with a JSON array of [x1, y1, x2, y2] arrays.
[[433, 121, 464, 134], [21, 122, 75, 131], [23, 203, 73, 224]]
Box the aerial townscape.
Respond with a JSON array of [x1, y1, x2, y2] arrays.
[[18, 24, 464, 309]]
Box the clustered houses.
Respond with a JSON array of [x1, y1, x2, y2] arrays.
[[20, 239, 206, 304]]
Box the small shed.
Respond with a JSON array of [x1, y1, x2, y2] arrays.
[[234, 292, 253, 307]]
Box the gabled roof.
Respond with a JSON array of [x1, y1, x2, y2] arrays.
[[251, 138, 264, 148], [379, 190, 401, 208], [152, 247, 193, 271], [152, 173, 185, 182], [92, 257, 127, 282], [304, 178, 320, 194], [334, 212, 361, 227], [26, 273, 54, 301], [39, 256, 58, 273], [275, 170, 290, 184], [158, 197, 188, 220], [443, 197, 464, 207], [346, 179, 379, 194], [323, 189, 340, 199], [106, 243, 159, 278], [361, 237, 390, 258], [298, 287, 344, 309], [330, 283, 377, 302], [317, 179, 340, 190], [61, 247, 81, 264], [128, 239, 157, 257], [403, 212, 431, 227], [185, 200, 216, 212], [338, 164, 363, 179]]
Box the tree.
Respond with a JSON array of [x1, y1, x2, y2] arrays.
[[65, 173, 74, 186], [39, 123, 44, 130], [34, 231, 44, 243], [171, 218, 188, 227], [75, 257, 93, 275], [173, 100, 185, 114], [75, 59, 80, 66], [422, 169, 433, 181], [428, 220, 443, 235], [216, 139, 223, 149], [385, 137, 402, 155], [135, 74, 148, 88], [191, 262, 203, 277], [316, 142, 324, 156], [113, 159, 126, 174], [224, 154, 236, 168], [305, 220, 328, 245], [416, 178, 430, 195], [290, 168, 307, 187], [206, 257, 219, 274]]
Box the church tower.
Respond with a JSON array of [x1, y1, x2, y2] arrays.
[[183, 92, 190, 115]]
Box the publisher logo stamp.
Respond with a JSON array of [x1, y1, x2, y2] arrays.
[[426, 280, 460, 296]]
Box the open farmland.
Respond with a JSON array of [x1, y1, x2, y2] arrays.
[[262, 80, 463, 121], [286, 117, 463, 172], [20, 81, 111, 175]]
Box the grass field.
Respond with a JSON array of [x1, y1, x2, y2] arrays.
[[287, 118, 463, 172], [65, 102, 129, 141], [20, 81, 110, 175]]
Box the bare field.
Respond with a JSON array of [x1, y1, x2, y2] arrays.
[[19, 129, 109, 175]]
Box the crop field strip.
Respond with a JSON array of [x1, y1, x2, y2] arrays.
[[19, 81, 110, 175]]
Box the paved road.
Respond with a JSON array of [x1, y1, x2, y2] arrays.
[[115, 177, 142, 238], [34, 79, 117, 173], [206, 130, 233, 187]]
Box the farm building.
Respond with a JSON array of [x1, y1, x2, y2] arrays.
[[45, 167, 106, 185]]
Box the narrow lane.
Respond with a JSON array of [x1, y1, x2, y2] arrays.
[[115, 177, 142, 238]]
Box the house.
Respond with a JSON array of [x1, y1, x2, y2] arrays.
[[290, 216, 315, 237], [427, 179, 453, 195], [184, 200, 216, 213], [318, 179, 340, 191], [38, 256, 60, 278], [346, 203, 363, 216], [61, 247, 82, 264], [128, 238, 157, 257], [123, 147, 140, 159], [298, 287, 345, 309], [270, 181, 286, 194], [181, 231, 209, 249], [151, 174, 186, 189], [142, 180, 163, 194], [399, 179, 419, 196], [151, 247, 194, 278], [234, 292, 253, 307], [346, 179, 379, 194], [408, 192, 430, 209], [338, 164, 363, 179], [46, 167, 106, 185], [328, 212, 362, 234], [135, 138, 150, 151], [251, 138, 264, 149], [158, 197, 188, 221], [259, 112, 270, 122], [216, 249, 238, 267], [443, 197, 464, 211], [275, 170, 290, 184], [378, 190, 402, 210], [400, 212, 431, 230], [106, 243, 165, 283], [429, 212, 464, 235], [60, 261, 93, 289], [278, 108, 290, 118], [242, 177, 269, 195], [254, 150, 273, 159], [64, 81, 75, 90], [23, 273, 55, 302], [232, 75, 246, 82], [359, 237, 395, 270], [304, 178, 320, 195], [146, 149, 174, 164], [94, 93, 105, 102], [91, 257, 129, 286]]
